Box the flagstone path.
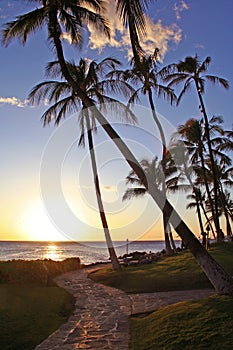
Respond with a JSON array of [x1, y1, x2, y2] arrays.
[[35, 264, 215, 350]]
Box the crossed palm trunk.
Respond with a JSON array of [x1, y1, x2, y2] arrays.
[[85, 112, 120, 270]]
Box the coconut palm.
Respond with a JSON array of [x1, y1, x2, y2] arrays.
[[29, 57, 137, 270], [2, 3, 233, 294], [174, 118, 217, 239], [162, 55, 229, 241], [123, 156, 186, 254], [109, 48, 177, 253]]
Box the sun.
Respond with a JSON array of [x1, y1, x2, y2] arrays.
[[22, 199, 68, 241]]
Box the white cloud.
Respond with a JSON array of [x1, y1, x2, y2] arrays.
[[140, 18, 182, 61], [61, 32, 73, 44], [173, 1, 189, 20], [87, 0, 182, 61], [0, 96, 29, 107]]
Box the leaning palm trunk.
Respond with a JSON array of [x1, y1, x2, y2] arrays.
[[50, 18, 233, 294], [86, 114, 120, 270], [196, 196, 206, 244], [167, 222, 177, 253], [163, 212, 173, 254]]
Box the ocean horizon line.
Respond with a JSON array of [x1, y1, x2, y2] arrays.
[[0, 239, 180, 243]]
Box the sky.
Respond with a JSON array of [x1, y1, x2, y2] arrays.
[[0, 0, 232, 242]]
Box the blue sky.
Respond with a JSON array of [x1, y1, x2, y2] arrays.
[[0, 0, 232, 242]]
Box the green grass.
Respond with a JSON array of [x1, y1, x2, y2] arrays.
[[0, 284, 74, 350], [90, 242, 233, 293], [130, 295, 233, 350], [90, 242, 233, 350]]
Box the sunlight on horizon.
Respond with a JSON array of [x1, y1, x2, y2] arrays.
[[21, 199, 70, 241], [44, 244, 62, 260]]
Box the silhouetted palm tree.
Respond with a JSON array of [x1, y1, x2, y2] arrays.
[[123, 156, 185, 254], [110, 48, 177, 253], [2, 4, 233, 294], [162, 55, 229, 241], [29, 57, 137, 269]]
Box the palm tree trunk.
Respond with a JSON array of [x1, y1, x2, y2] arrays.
[[50, 18, 233, 293], [168, 223, 177, 253], [86, 114, 120, 270], [199, 199, 216, 240], [163, 212, 173, 255], [219, 183, 233, 237], [196, 197, 205, 237], [183, 163, 208, 241], [195, 81, 222, 240], [148, 89, 173, 254]]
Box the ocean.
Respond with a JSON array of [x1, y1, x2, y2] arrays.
[[0, 240, 180, 265]]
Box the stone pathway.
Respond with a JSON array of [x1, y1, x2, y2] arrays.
[[35, 265, 215, 350]]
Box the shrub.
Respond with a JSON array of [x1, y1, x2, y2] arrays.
[[0, 257, 81, 286]]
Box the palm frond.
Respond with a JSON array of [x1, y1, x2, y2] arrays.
[[205, 75, 229, 89], [122, 187, 147, 201], [2, 8, 46, 46]]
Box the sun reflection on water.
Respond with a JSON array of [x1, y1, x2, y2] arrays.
[[44, 244, 62, 261]]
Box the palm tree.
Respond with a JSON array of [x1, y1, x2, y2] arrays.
[[162, 55, 229, 241], [2, 3, 233, 294], [29, 57, 136, 270], [173, 118, 217, 239], [123, 156, 186, 254], [109, 48, 177, 253]]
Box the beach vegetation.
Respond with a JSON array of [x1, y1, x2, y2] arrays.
[[0, 257, 80, 285], [90, 242, 233, 293]]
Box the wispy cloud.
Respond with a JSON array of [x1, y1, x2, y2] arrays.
[[173, 1, 189, 20], [194, 43, 205, 49], [87, 0, 182, 61], [0, 96, 29, 107], [102, 185, 117, 192]]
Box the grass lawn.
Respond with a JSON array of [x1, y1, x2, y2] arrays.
[[90, 242, 233, 293], [0, 284, 74, 350], [130, 295, 233, 350], [91, 242, 233, 350]]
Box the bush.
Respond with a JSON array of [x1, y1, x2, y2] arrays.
[[0, 257, 81, 286]]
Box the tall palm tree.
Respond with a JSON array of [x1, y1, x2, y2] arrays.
[[162, 55, 229, 241], [29, 57, 136, 270], [109, 48, 177, 253], [2, 3, 233, 294]]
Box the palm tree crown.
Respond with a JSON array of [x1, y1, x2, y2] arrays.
[[2, 0, 109, 47], [162, 55, 229, 104]]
